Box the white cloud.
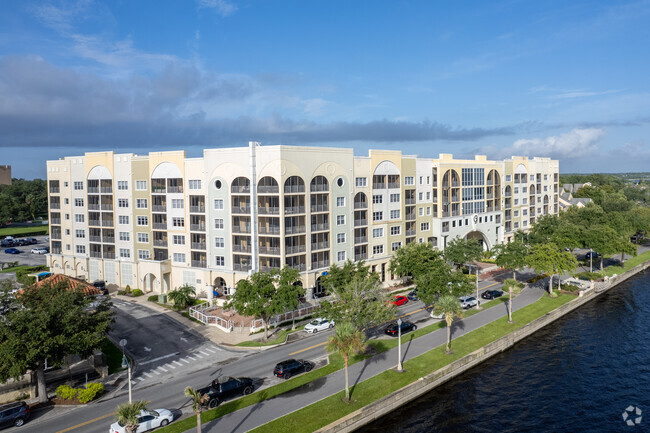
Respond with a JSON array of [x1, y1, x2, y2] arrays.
[[196, 0, 237, 16], [480, 128, 605, 159]]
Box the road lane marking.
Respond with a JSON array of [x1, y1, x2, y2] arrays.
[[157, 366, 168, 372], [186, 356, 197, 361], [56, 411, 115, 432], [205, 347, 217, 353], [200, 350, 210, 356], [193, 353, 204, 358], [138, 352, 178, 365], [143, 372, 153, 378], [173, 360, 184, 366], [153, 370, 161, 375], [138, 377, 145, 382], [290, 341, 327, 356], [181, 358, 191, 364], [165, 363, 176, 369]]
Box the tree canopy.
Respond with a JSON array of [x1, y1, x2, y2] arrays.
[[493, 239, 528, 281], [388, 242, 443, 281], [0, 179, 47, 223], [227, 270, 281, 339], [443, 236, 483, 269]]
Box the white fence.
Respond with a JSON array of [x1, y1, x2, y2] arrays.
[[189, 301, 234, 333], [249, 303, 318, 333]]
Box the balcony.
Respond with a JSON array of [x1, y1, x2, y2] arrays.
[[90, 251, 102, 258], [190, 205, 205, 213], [442, 226, 449, 233], [310, 184, 328, 192], [233, 263, 252, 272], [50, 218, 61, 225], [101, 220, 113, 227], [89, 220, 100, 226], [354, 219, 367, 227], [310, 204, 329, 213], [285, 226, 305, 235], [152, 205, 166, 212], [285, 206, 305, 214], [103, 237, 115, 244], [153, 240, 168, 247], [167, 186, 182, 193], [354, 236, 368, 244], [286, 245, 306, 255], [406, 229, 416, 236], [311, 260, 330, 269], [232, 226, 251, 234], [259, 265, 281, 272], [405, 198, 416, 205], [388, 182, 400, 189], [289, 263, 306, 271], [191, 260, 207, 268], [153, 223, 167, 230], [311, 223, 329, 232], [232, 245, 252, 253], [101, 204, 113, 211], [49, 187, 60, 194], [100, 187, 112, 194], [284, 185, 305, 193], [372, 183, 386, 189], [190, 224, 206, 232], [354, 201, 368, 209], [88, 187, 99, 194], [232, 206, 251, 214], [88, 204, 100, 211], [191, 242, 206, 250], [259, 246, 281, 255], [354, 253, 368, 261], [258, 206, 280, 215], [51, 248, 62, 255], [311, 241, 330, 251], [103, 252, 116, 259], [231, 185, 250, 194], [50, 203, 61, 210], [152, 186, 166, 194], [405, 213, 416, 221], [257, 185, 279, 194], [259, 226, 280, 235]]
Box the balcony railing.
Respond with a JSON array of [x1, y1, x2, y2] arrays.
[[284, 185, 305, 193], [258, 207, 280, 215], [259, 226, 281, 235], [310, 204, 329, 213], [167, 186, 182, 193], [285, 226, 305, 234], [103, 252, 116, 259], [153, 240, 168, 247], [100, 187, 112, 194], [311, 241, 329, 251], [50, 218, 61, 225], [354, 253, 368, 261], [231, 185, 250, 194], [101, 220, 113, 227], [311, 260, 330, 269], [103, 237, 115, 243], [354, 236, 368, 244], [388, 182, 400, 189], [406, 229, 416, 236], [257, 186, 279, 194], [191, 260, 207, 268], [354, 219, 367, 227], [233, 263, 252, 271], [88, 187, 99, 194], [372, 183, 386, 189], [405, 213, 416, 221], [49, 187, 60, 193], [285, 245, 306, 255], [442, 226, 450, 233], [285, 206, 305, 214], [259, 265, 282, 272], [191, 242, 206, 250], [88, 204, 100, 210], [232, 226, 251, 234], [89, 220, 100, 226], [153, 223, 167, 230], [232, 245, 252, 253], [259, 246, 280, 255], [51, 248, 62, 255], [289, 263, 306, 271], [310, 184, 328, 192], [354, 201, 368, 209], [101, 204, 113, 211], [90, 251, 102, 258], [152, 186, 166, 193], [311, 223, 329, 232], [152, 205, 166, 212], [190, 205, 205, 213], [190, 224, 206, 232], [405, 198, 416, 205], [232, 206, 251, 214], [50, 203, 61, 210]]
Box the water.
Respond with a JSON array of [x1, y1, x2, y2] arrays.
[[358, 272, 650, 433]]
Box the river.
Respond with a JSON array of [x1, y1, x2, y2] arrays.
[[358, 272, 650, 433]]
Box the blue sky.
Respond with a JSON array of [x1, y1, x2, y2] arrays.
[[1, 0, 649, 179]]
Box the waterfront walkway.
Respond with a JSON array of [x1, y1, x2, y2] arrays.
[[201, 282, 546, 432]]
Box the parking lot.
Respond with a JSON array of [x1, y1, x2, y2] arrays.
[[0, 235, 49, 268]]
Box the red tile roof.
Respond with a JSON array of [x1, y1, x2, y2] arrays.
[[35, 274, 102, 296]]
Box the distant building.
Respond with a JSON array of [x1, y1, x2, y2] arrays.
[[558, 187, 593, 211], [562, 182, 591, 194], [0, 165, 11, 185]]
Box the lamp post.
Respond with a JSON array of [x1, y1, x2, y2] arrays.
[[396, 318, 403, 372], [471, 264, 481, 310], [589, 248, 593, 273], [119, 339, 132, 403]]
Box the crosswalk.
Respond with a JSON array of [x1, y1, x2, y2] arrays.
[[131, 345, 223, 386]]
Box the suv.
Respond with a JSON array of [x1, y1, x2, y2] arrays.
[[197, 376, 254, 408], [93, 280, 108, 296], [273, 359, 314, 379], [458, 295, 480, 309], [0, 402, 30, 428]]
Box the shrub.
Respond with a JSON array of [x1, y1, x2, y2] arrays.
[[125, 285, 131, 294], [55, 385, 78, 400], [117, 290, 126, 296], [574, 271, 601, 281], [131, 289, 144, 297], [77, 383, 104, 403], [527, 274, 548, 283], [147, 295, 159, 302]]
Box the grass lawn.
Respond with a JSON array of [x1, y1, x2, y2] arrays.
[[599, 250, 650, 277], [0, 265, 31, 274], [250, 293, 574, 433], [0, 226, 48, 237], [236, 326, 305, 347]]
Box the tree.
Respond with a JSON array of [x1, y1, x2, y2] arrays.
[[586, 225, 621, 270], [185, 387, 208, 433], [227, 270, 280, 340], [115, 400, 149, 433], [389, 242, 444, 281], [493, 239, 528, 282], [415, 259, 473, 308], [527, 243, 577, 294], [273, 266, 304, 330], [0, 179, 47, 223], [437, 295, 463, 353], [324, 260, 377, 292], [527, 214, 560, 245], [167, 284, 196, 310], [325, 322, 365, 401], [0, 280, 114, 403], [443, 237, 483, 270], [502, 278, 524, 323], [550, 221, 583, 251]]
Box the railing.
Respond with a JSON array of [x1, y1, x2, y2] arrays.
[[257, 186, 279, 194], [259, 246, 280, 255], [310, 184, 328, 192], [88, 204, 100, 210], [51, 248, 62, 254], [89, 220, 100, 226], [354, 201, 368, 209], [154, 240, 168, 247], [232, 206, 251, 214], [101, 220, 113, 227], [100, 187, 112, 194], [232, 226, 251, 234], [50, 203, 61, 209], [354, 219, 367, 227], [405, 198, 416, 205], [311, 241, 329, 251], [388, 182, 400, 189], [311, 260, 330, 269], [259, 226, 281, 234], [487, 180, 494, 186], [289, 263, 307, 271], [51, 233, 61, 240], [191, 260, 207, 268], [311, 223, 329, 231], [354, 236, 367, 244], [191, 242, 206, 250], [190, 205, 205, 213], [284, 185, 305, 193], [101, 204, 113, 211], [103, 237, 115, 243], [433, 196, 438, 203], [152, 187, 166, 193], [372, 183, 386, 189], [231, 185, 250, 194], [354, 253, 368, 261], [189, 302, 234, 332], [258, 206, 280, 215], [286, 245, 306, 255], [90, 251, 102, 258], [153, 205, 166, 212], [103, 252, 116, 259], [49, 187, 60, 193], [285, 226, 305, 234], [406, 230, 416, 236], [190, 224, 206, 232], [50, 218, 61, 225], [153, 223, 166, 230], [232, 245, 252, 253], [442, 226, 450, 233], [88, 187, 99, 193], [233, 263, 252, 271], [167, 186, 183, 193], [310, 204, 329, 213], [406, 213, 416, 221], [285, 206, 305, 214]]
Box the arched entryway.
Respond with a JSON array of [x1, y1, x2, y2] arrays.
[[143, 273, 157, 293], [313, 276, 327, 299], [214, 277, 228, 296], [466, 230, 489, 250]]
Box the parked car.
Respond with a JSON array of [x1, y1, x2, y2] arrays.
[[304, 318, 334, 333], [0, 401, 30, 428], [0, 240, 15, 247], [109, 408, 173, 433], [481, 290, 504, 300], [407, 289, 419, 301], [458, 295, 480, 309], [93, 280, 108, 295], [4, 248, 20, 254], [384, 320, 417, 336], [273, 359, 314, 379], [31, 248, 48, 254], [197, 376, 255, 408], [24, 238, 38, 245], [585, 251, 599, 259], [392, 295, 408, 306]]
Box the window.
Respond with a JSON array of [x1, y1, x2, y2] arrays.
[[74, 198, 84, 207], [337, 233, 346, 244], [173, 253, 186, 263], [523, 209, 528, 216], [514, 187, 519, 194], [427, 176, 430, 184], [514, 222, 520, 229], [75, 214, 84, 222], [215, 256, 225, 267], [65, 198, 69, 204], [75, 229, 85, 238], [64, 214, 70, 221], [119, 215, 129, 224], [418, 192, 423, 201], [514, 210, 519, 217], [523, 186, 527, 193], [523, 220, 528, 227], [419, 207, 424, 216], [514, 199, 519, 205], [404, 176, 414, 185], [76, 245, 85, 254], [119, 232, 130, 241], [373, 228, 384, 238], [530, 175, 535, 181], [389, 193, 400, 203], [355, 177, 367, 187], [337, 215, 345, 225], [506, 175, 512, 182], [135, 180, 147, 191], [138, 250, 151, 260], [372, 195, 383, 204], [523, 198, 527, 205], [73, 181, 83, 190], [66, 244, 70, 251], [421, 222, 430, 231], [427, 207, 431, 215], [390, 210, 400, 219], [373, 245, 384, 255], [214, 218, 224, 229], [419, 176, 423, 185], [120, 249, 130, 258], [136, 216, 148, 226], [189, 180, 202, 190], [544, 174, 548, 180], [136, 199, 147, 209], [64, 181, 68, 187], [390, 226, 400, 236], [426, 191, 431, 200], [173, 235, 185, 245], [215, 237, 224, 248], [392, 241, 402, 251], [337, 251, 346, 261], [336, 197, 345, 207], [117, 181, 128, 190], [373, 211, 383, 221], [118, 199, 128, 208], [214, 199, 224, 210], [65, 229, 70, 235], [172, 217, 184, 227], [137, 233, 149, 243], [171, 199, 184, 209]]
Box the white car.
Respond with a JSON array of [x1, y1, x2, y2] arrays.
[[458, 295, 480, 309], [304, 318, 335, 333], [109, 409, 173, 433], [31, 248, 48, 254]]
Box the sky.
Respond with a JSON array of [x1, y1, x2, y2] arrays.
[[1, 0, 649, 179]]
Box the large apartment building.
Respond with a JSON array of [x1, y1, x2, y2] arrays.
[[46, 143, 559, 297]]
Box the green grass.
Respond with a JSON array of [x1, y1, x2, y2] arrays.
[[235, 326, 305, 347], [0, 226, 48, 236], [599, 250, 650, 277], [250, 293, 574, 433], [100, 338, 125, 375], [0, 265, 31, 274]]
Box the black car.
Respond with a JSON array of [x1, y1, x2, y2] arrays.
[[93, 280, 108, 296], [384, 320, 417, 336], [585, 251, 599, 260], [0, 401, 30, 428], [197, 376, 255, 408], [24, 238, 38, 245], [273, 359, 314, 379], [481, 290, 504, 300], [407, 289, 419, 301], [0, 240, 14, 248]]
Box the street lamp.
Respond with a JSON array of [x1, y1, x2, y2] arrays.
[[470, 265, 481, 310], [396, 318, 403, 372], [589, 248, 593, 273], [119, 339, 132, 403]]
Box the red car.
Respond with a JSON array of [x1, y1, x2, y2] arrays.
[[392, 295, 408, 306]]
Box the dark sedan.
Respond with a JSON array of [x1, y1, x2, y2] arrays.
[[407, 289, 419, 301], [273, 359, 314, 379], [197, 376, 255, 408], [481, 290, 504, 300], [384, 320, 417, 336]]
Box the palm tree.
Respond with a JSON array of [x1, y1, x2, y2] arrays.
[[115, 400, 148, 433], [185, 386, 208, 433], [438, 295, 463, 354], [167, 284, 196, 310], [502, 278, 523, 323], [325, 321, 365, 401]]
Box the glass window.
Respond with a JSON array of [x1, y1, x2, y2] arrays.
[[73, 181, 83, 190], [172, 235, 185, 245], [373, 228, 384, 238], [390, 210, 400, 219], [120, 249, 130, 258], [372, 195, 383, 204], [389, 193, 400, 203], [214, 218, 224, 229], [117, 181, 128, 190], [172, 217, 184, 227], [337, 233, 345, 243], [136, 199, 147, 209], [215, 237, 224, 248], [189, 180, 202, 189], [404, 176, 414, 185], [373, 245, 384, 255], [76, 245, 85, 254], [214, 199, 224, 210], [390, 226, 400, 236], [337, 215, 345, 225], [171, 199, 184, 209], [119, 215, 129, 224], [75, 214, 84, 222], [372, 211, 383, 221], [75, 229, 85, 238], [173, 253, 185, 263], [135, 180, 147, 190], [74, 198, 84, 207], [391, 242, 402, 251], [355, 177, 367, 187], [337, 251, 346, 261], [421, 222, 430, 231], [119, 232, 130, 241], [138, 250, 151, 260], [215, 256, 225, 266], [136, 216, 148, 226], [336, 197, 345, 207], [137, 233, 149, 243], [118, 199, 128, 208]]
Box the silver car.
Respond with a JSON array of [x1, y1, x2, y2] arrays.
[[458, 295, 480, 309], [304, 318, 335, 333]]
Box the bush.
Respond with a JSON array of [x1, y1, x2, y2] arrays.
[[117, 290, 126, 296], [147, 295, 159, 302], [55, 385, 78, 400], [574, 271, 601, 281], [527, 274, 548, 283], [131, 289, 144, 297], [77, 383, 103, 403], [125, 285, 131, 294]]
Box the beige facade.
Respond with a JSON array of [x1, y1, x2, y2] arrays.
[[46, 143, 559, 297], [0, 165, 10, 186]]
